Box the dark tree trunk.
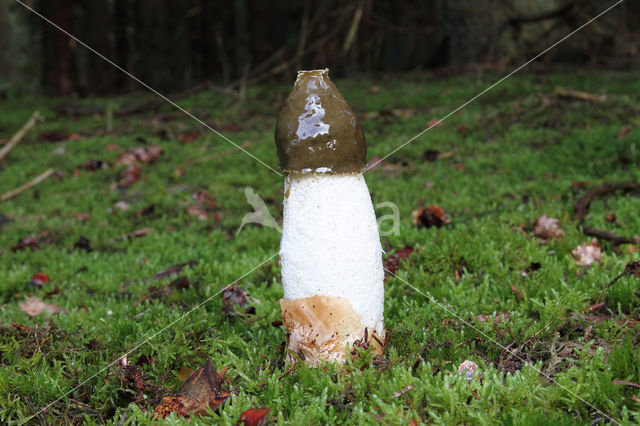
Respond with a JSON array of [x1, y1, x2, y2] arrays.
[[41, 0, 77, 96], [114, 0, 134, 92], [78, 0, 116, 95]]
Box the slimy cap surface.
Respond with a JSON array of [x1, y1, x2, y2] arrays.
[[275, 69, 366, 174]]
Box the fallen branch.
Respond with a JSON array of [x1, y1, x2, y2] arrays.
[[0, 169, 55, 202], [0, 111, 42, 162], [572, 182, 640, 246], [581, 225, 640, 246], [52, 81, 227, 117], [554, 86, 606, 103]]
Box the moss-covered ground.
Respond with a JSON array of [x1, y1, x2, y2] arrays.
[[1, 70, 639, 424]]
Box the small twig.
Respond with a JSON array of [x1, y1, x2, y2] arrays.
[[0, 111, 42, 162], [392, 384, 414, 398], [574, 182, 640, 222], [573, 182, 640, 245], [581, 224, 640, 246], [0, 169, 55, 202], [277, 352, 298, 381], [595, 260, 640, 304]]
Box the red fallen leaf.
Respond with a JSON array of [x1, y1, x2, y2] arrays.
[[117, 163, 142, 188], [572, 239, 602, 267], [193, 191, 217, 211], [105, 143, 119, 150], [221, 122, 241, 132], [412, 205, 450, 228], [427, 118, 442, 128], [457, 125, 468, 134], [134, 205, 155, 216], [511, 284, 524, 301], [115, 145, 163, 166], [238, 408, 271, 426], [154, 113, 176, 122], [366, 156, 384, 170], [618, 124, 632, 140], [188, 205, 209, 221], [74, 212, 92, 222], [533, 215, 564, 239], [178, 131, 200, 144], [32, 273, 49, 286], [131, 227, 154, 238], [38, 130, 69, 142], [454, 163, 466, 170], [153, 359, 231, 419], [383, 247, 414, 277], [12, 236, 40, 252]]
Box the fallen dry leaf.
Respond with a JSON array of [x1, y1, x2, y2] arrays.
[[188, 204, 209, 221], [119, 354, 150, 393], [131, 227, 154, 238], [153, 359, 230, 420], [572, 239, 602, 267], [178, 131, 200, 144], [222, 286, 248, 312], [534, 215, 564, 239], [624, 260, 640, 277], [237, 408, 271, 426], [383, 247, 414, 277], [82, 159, 108, 171], [117, 163, 142, 188], [114, 201, 131, 211], [427, 117, 442, 128], [74, 212, 92, 222], [115, 145, 164, 166], [73, 236, 93, 252], [19, 297, 65, 316], [12, 236, 40, 252], [618, 124, 632, 140], [38, 130, 70, 142], [412, 205, 450, 228], [148, 260, 198, 282], [511, 284, 524, 301], [458, 360, 478, 382]]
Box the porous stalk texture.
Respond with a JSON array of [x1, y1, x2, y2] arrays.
[[280, 173, 384, 336]]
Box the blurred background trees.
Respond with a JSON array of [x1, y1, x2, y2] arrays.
[[0, 0, 638, 97]]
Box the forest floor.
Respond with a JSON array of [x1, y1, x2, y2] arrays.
[[1, 69, 639, 425]]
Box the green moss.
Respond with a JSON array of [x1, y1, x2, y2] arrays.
[[1, 70, 639, 424]]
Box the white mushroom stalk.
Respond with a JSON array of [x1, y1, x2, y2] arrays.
[[275, 69, 385, 364]]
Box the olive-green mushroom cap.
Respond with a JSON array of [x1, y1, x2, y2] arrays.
[[275, 69, 366, 174]]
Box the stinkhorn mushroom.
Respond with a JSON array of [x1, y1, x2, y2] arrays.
[[275, 69, 385, 365]]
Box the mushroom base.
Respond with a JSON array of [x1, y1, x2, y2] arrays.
[[280, 296, 385, 366]]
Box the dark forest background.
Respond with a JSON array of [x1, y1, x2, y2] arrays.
[[1, 0, 639, 97]]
